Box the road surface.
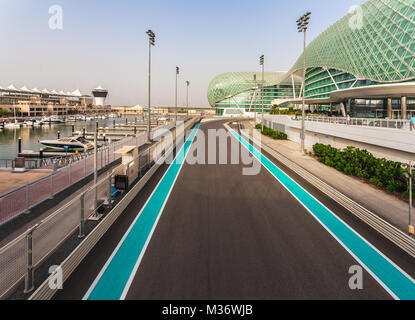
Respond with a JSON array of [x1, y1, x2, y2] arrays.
[[56, 120, 415, 300]]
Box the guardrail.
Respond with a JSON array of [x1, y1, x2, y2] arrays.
[[300, 116, 412, 130], [0, 132, 150, 226], [0, 118, 198, 300], [28, 117, 199, 300], [238, 126, 415, 259]]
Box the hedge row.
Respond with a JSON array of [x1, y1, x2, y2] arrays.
[[256, 124, 288, 140], [313, 144, 414, 198]]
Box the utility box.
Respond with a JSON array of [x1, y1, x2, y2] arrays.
[[114, 175, 129, 191], [13, 157, 27, 173], [115, 145, 139, 185]]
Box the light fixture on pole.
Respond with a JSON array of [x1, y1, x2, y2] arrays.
[[146, 29, 156, 142], [259, 55, 265, 132], [253, 74, 257, 124], [90, 121, 102, 221], [186, 81, 190, 117], [175, 66, 180, 125], [297, 11, 311, 154], [402, 162, 414, 236]]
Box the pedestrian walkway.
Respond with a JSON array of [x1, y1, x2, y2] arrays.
[[0, 171, 50, 195], [244, 121, 412, 233]]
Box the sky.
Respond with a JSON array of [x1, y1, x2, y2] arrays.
[[0, 0, 365, 108]]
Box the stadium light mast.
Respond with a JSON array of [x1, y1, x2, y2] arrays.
[[260, 55, 265, 132], [297, 11, 311, 154], [146, 29, 155, 142], [253, 74, 257, 124], [175, 66, 180, 125], [186, 81, 190, 116]]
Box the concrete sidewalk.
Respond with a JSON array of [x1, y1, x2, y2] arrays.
[[244, 120, 412, 233], [0, 170, 51, 195]]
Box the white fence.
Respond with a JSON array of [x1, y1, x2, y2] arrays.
[[0, 118, 198, 300], [0, 133, 148, 226], [301, 116, 413, 131]]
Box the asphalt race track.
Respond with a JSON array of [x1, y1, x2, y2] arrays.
[[55, 120, 415, 300]]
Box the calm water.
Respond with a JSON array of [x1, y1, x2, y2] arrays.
[[0, 117, 142, 159]]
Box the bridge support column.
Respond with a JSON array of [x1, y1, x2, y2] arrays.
[[402, 96, 407, 120], [387, 98, 392, 119], [340, 102, 346, 117]]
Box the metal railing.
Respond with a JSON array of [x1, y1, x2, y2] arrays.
[[0, 125, 177, 299], [0, 117, 198, 300], [28, 117, 199, 300], [237, 126, 415, 259], [0, 132, 149, 226], [300, 116, 412, 130]]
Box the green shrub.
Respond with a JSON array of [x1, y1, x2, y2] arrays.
[[256, 124, 288, 140], [313, 143, 413, 198]]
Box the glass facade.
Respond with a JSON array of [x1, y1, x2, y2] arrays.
[[207, 72, 301, 114], [208, 0, 415, 118]]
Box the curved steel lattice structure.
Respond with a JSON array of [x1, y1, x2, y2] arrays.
[[207, 72, 289, 107], [288, 0, 415, 83], [207, 0, 415, 118]]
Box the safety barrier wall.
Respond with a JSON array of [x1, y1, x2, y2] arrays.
[[28, 118, 199, 300], [0, 118, 198, 300], [0, 131, 149, 225]]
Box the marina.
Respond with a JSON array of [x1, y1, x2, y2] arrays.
[[0, 116, 170, 161]]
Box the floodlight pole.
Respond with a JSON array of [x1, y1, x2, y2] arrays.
[[297, 12, 311, 154], [260, 55, 265, 132], [253, 74, 257, 124], [186, 81, 190, 117], [146, 30, 155, 142], [410, 162, 413, 234], [301, 28, 306, 154], [94, 121, 98, 208], [175, 67, 179, 125]]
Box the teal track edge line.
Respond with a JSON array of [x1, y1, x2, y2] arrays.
[[230, 129, 415, 300], [87, 125, 200, 300]]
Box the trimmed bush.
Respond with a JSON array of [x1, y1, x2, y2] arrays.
[[313, 144, 414, 199], [256, 124, 288, 140]]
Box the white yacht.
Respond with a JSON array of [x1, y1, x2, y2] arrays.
[[40, 136, 94, 152], [40, 116, 65, 124], [4, 120, 22, 129], [24, 119, 41, 127]]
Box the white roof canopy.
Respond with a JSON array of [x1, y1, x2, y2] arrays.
[[1, 85, 87, 97], [72, 89, 82, 96]]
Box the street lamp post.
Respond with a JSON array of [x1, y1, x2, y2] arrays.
[[186, 81, 190, 117], [253, 74, 257, 124], [297, 11, 311, 154], [146, 29, 156, 142], [402, 161, 414, 236], [94, 121, 98, 210], [175, 66, 180, 125], [260, 55, 265, 132]]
